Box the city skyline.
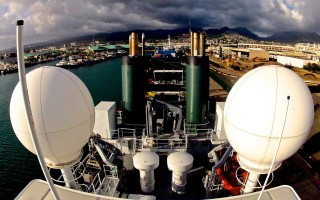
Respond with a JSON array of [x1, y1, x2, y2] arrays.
[[0, 0, 320, 50]]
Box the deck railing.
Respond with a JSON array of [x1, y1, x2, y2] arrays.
[[139, 135, 188, 150], [111, 128, 136, 139], [184, 122, 209, 134], [88, 173, 102, 193]]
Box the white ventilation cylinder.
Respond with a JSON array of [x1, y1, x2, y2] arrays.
[[167, 152, 193, 194], [133, 152, 159, 193], [224, 65, 314, 174], [10, 67, 95, 168]]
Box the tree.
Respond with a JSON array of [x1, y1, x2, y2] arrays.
[[303, 63, 320, 73]]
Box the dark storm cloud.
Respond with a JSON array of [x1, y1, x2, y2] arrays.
[[298, 0, 320, 31], [0, 0, 318, 50]]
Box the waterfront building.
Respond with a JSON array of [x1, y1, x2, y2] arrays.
[[88, 44, 129, 54]]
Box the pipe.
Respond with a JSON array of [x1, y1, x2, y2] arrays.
[[129, 35, 132, 56], [190, 32, 194, 56], [243, 172, 260, 193], [167, 152, 193, 194], [193, 32, 199, 56], [131, 32, 138, 56], [171, 171, 188, 194], [61, 167, 77, 189], [145, 104, 149, 136], [133, 152, 159, 193], [139, 170, 155, 193], [147, 101, 153, 136], [211, 145, 233, 171], [199, 32, 205, 56], [142, 33, 145, 56], [16, 20, 60, 200]]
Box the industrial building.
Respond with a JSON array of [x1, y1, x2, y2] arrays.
[[277, 55, 318, 68], [231, 48, 269, 61], [238, 43, 294, 51], [248, 49, 269, 60]]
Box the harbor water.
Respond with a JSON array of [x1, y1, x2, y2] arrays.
[[0, 58, 122, 200]]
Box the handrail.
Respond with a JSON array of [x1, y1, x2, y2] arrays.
[[88, 173, 102, 193], [141, 137, 187, 149], [78, 183, 90, 192], [184, 121, 210, 134], [49, 154, 89, 184], [103, 164, 118, 179], [132, 137, 137, 154], [115, 128, 136, 139]]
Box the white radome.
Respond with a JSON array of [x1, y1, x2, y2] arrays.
[[224, 65, 314, 173], [10, 67, 95, 168]]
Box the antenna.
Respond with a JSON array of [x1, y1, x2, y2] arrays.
[[142, 33, 145, 56], [16, 20, 60, 200], [129, 34, 132, 56]]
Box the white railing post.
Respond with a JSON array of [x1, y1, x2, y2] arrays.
[[133, 137, 136, 154]]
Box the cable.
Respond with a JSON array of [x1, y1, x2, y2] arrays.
[[257, 95, 291, 200]]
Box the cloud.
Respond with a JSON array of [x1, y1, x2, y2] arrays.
[[0, 0, 319, 50]]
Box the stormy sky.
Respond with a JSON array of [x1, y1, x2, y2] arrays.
[[1, 0, 320, 50]]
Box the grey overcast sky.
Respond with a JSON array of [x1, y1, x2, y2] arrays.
[[0, 0, 319, 50]]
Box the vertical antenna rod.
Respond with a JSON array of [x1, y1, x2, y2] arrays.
[[142, 33, 145, 56], [129, 35, 132, 56], [16, 20, 60, 200], [190, 31, 194, 56]]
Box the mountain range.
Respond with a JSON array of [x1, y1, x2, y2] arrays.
[[266, 31, 320, 43], [2, 27, 320, 52], [57, 27, 320, 45]]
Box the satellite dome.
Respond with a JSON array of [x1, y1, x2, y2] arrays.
[[224, 65, 313, 173], [10, 67, 95, 168]]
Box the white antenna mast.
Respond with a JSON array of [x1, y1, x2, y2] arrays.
[[16, 20, 61, 200]]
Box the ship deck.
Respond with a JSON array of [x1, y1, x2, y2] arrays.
[[15, 179, 300, 200]]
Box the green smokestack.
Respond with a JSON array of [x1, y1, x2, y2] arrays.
[[121, 56, 147, 124], [186, 56, 209, 124]]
